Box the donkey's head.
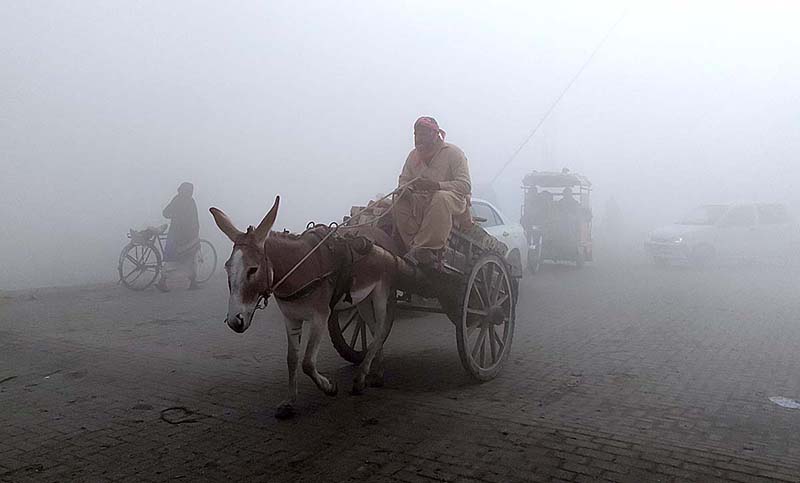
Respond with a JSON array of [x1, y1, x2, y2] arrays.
[[210, 196, 280, 333]]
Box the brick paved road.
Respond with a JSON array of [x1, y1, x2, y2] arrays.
[[2, 250, 800, 482]]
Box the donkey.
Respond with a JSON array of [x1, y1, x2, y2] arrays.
[[210, 196, 400, 419]]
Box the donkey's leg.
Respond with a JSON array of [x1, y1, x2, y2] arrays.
[[276, 317, 302, 420], [367, 347, 386, 388], [353, 298, 384, 386], [301, 310, 338, 397], [352, 284, 392, 394]]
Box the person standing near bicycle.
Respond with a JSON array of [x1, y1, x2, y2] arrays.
[[157, 182, 200, 291]]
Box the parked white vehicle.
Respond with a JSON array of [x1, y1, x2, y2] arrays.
[[644, 203, 800, 266], [471, 199, 529, 274]]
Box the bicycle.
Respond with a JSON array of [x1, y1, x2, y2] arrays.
[[118, 224, 218, 291]]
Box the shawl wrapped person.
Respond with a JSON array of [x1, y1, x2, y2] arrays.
[[157, 182, 200, 291]]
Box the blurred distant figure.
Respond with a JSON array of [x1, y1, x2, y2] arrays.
[[556, 187, 591, 243], [557, 186, 583, 220], [522, 188, 555, 228], [521, 187, 538, 227], [156, 182, 200, 292], [559, 187, 592, 220]]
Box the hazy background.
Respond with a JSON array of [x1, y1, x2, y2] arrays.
[[2, 0, 799, 290]]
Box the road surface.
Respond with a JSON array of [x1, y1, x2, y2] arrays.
[[1, 249, 799, 482]]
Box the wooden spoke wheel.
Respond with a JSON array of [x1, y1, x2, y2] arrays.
[[328, 296, 395, 364], [456, 254, 516, 381], [118, 242, 162, 291], [194, 239, 218, 283]]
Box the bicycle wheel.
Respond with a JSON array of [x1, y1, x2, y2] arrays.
[[118, 242, 161, 290], [195, 239, 218, 284]]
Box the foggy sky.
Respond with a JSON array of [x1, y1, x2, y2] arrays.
[[2, 1, 799, 289]]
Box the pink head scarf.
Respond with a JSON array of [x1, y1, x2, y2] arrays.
[[414, 116, 446, 141]]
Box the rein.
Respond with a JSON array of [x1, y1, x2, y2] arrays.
[[269, 222, 340, 296], [253, 177, 419, 311]]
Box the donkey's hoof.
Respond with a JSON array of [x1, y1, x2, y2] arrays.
[[366, 373, 384, 388], [351, 379, 366, 396], [324, 381, 338, 397], [275, 404, 296, 420]]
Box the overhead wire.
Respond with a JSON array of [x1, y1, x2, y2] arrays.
[[489, 9, 628, 185]]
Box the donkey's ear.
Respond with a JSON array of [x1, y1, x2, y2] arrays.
[[210, 207, 243, 241], [253, 196, 280, 242]]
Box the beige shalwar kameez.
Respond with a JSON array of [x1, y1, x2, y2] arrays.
[[395, 142, 472, 252]]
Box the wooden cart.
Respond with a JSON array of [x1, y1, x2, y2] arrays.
[[328, 203, 519, 381]]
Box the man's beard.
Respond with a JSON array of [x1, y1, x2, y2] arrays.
[[415, 135, 440, 152], [415, 141, 436, 158]]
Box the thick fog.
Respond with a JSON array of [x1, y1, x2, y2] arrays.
[[2, 1, 799, 289]]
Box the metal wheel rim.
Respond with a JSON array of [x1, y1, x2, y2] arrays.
[[118, 243, 161, 290], [458, 255, 515, 378], [195, 239, 217, 283]]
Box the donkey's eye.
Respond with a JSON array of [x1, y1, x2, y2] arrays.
[[246, 267, 258, 278]]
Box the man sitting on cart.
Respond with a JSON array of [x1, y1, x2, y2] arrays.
[[395, 116, 472, 266]]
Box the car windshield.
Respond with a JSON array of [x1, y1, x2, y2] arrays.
[[678, 205, 728, 225], [471, 202, 502, 227]]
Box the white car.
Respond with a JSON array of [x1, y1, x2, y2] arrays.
[[470, 198, 529, 274], [645, 203, 800, 266]]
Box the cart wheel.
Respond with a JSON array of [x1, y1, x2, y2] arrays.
[[456, 254, 516, 381], [328, 296, 395, 364], [118, 243, 161, 291], [194, 239, 218, 283]]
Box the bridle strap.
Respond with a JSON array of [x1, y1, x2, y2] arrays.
[[254, 293, 270, 311]]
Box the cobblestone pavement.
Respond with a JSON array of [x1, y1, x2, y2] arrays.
[[2, 251, 800, 482]]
